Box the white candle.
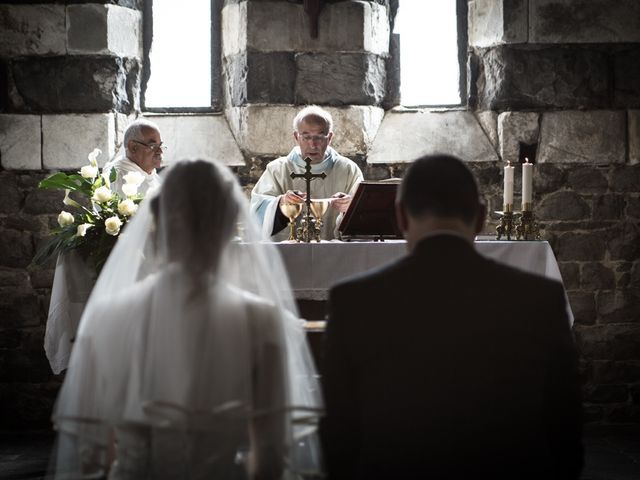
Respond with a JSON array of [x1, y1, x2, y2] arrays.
[[522, 158, 533, 207], [503, 161, 514, 209]]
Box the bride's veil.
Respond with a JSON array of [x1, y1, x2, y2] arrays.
[[50, 159, 323, 478]]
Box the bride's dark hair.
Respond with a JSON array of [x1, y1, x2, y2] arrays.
[[155, 159, 239, 281]]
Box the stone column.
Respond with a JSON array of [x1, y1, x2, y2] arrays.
[[0, 1, 143, 170], [220, 0, 390, 157]]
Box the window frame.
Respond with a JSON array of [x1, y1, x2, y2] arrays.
[[392, 0, 468, 109], [141, 0, 223, 113]]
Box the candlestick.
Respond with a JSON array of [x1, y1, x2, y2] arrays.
[[522, 158, 533, 209], [503, 161, 514, 209]]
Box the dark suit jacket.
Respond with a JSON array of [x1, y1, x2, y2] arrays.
[[320, 234, 583, 480]]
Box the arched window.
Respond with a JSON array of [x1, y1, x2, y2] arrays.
[[394, 1, 466, 107]]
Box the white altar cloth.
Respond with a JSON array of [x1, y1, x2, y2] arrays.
[[276, 239, 573, 322], [44, 239, 571, 373]]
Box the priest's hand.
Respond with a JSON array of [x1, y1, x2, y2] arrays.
[[279, 190, 306, 205], [330, 192, 352, 213]]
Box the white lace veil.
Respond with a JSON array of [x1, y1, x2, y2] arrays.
[[50, 159, 323, 479]]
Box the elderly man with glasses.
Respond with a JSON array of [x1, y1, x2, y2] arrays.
[[251, 105, 363, 240], [104, 119, 165, 198]]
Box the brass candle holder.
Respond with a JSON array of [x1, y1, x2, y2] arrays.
[[495, 204, 515, 240], [515, 203, 541, 240]]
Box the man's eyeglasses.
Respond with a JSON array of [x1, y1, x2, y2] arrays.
[[298, 134, 330, 143], [132, 139, 167, 152]]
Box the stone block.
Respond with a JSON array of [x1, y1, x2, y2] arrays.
[[611, 165, 640, 192], [29, 268, 54, 290], [24, 189, 64, 216], [597, 290, 640, 324], [477, 46, 610, 110], [239, 1, 389, 55], [0, 229, 34, 269], [10, 56, 136, 114], [629, 110, 640, 165], [607, 404, 640, 424], [606, 222, 640, 261], [226, 105, 384, 156], [584, 384, 629, 404], [614, 48, 640, 108], [497, 111, 540, 163], [529, 0, 640, 44], [593, 194, 625, 221], [581, 263, 616, 290], [627, 196, 640, 219], [593, 361, 640, 385], [558, 262, 580, 290], [475, 111, 499, 153], [224, 52, 295, 106], [296, 53, 386, 106], [221, 2, 247, 58], [534, 164, 566, 194], [468, 0, 528, 48], [147, 114, 244, 167], [368, 110, 499, 164], [42, 114, 116, 169], [576, 324, 640, 361], [0, 174, 21, 215], [0, 268, 30, 288], [567, 290, 595, 325], [555, 232, 606, 262], [0, 5, 65, 57], [537, 191, 590, 221], [0, 115, 41, 170], [538, 111, 626, 165], [567, 167, 608, 194], [67, 4, 142, 57]]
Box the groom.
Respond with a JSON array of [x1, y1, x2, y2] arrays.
[[320, 154, 583, 479]]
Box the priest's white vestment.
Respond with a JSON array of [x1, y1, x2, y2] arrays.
[[103, 156, 161, 198], [250, 147, 363, 240]]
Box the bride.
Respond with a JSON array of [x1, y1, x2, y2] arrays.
[[50, 159, 323, 479]]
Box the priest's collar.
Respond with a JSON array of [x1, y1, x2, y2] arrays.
[[289, 146, 337, 172]]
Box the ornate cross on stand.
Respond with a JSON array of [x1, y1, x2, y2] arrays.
[[290, 157, 326, 242]]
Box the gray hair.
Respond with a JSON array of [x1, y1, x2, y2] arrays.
[[124, 119, 161, 151], [292, 105, 333, 134]]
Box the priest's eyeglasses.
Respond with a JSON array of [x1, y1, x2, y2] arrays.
[[132, 140, 168, 152], [299, 134, 329, 143]]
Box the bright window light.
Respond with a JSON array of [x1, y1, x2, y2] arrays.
[[394, 1, 461, 106], [145, 0, 211, 108]]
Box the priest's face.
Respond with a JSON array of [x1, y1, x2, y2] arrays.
[[294, 119, 333, 164], [128, 127, 164, 174]]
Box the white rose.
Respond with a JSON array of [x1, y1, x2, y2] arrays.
[[76, 223, 92, 237], [87, 148, 102, 167], [104, 216, 123, 236], [117, 199, 138, 217], [80, 165, 98, 179], [57, 211, 74, 227], [92, 186, 112, 203], [123, 171, 144, 186], [121, 183, 139, 197]]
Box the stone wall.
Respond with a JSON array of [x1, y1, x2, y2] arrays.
[[468, 0, 640, 424], [0, 0, 639, 428]]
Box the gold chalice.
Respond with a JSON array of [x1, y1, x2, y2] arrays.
[[310, 199, 330, 220], [310, 199, 330, 240], [279, 202, 303, 241]]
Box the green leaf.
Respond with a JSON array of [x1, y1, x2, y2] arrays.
[[39, 172, 83, 191], [109, 167, 117, 183]]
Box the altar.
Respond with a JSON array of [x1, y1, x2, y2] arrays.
[[44, 239, 572, 374], [276, 239, 573, 320]]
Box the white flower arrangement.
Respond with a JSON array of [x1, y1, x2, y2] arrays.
[[34, 148, 146, 272]]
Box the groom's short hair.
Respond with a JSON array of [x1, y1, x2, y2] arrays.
[[398, 154, 481, 225]]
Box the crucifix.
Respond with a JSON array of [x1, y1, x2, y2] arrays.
[[290, 156, 326, 242]]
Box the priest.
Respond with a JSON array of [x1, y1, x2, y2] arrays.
[[104, 119, 164, 198], [251, 106, 363, 240]]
